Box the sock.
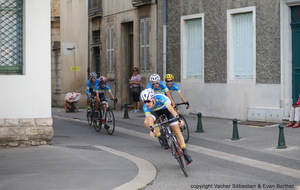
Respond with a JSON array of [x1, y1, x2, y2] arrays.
[[181, 144, 186, 149]]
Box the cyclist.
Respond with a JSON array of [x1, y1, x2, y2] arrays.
[[146, 74, 175, 107], [141, 88, 193, 164], [86, 72, 99, 110], [95, 76, 118, 114], [164, 74, 190, 110]]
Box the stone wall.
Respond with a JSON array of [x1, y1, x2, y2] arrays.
[[51, 0, 60, 17], [0, 118, 54, 148]]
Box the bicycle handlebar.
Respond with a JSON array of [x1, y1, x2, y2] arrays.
[[150, 117, 178, 132], [175, 101, 189, 108]]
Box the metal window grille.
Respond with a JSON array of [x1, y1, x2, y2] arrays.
[[0, 0, 23, 74], [292, 6, 300, 24]]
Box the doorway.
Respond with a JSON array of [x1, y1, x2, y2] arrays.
[[291, 6, 300, 102]]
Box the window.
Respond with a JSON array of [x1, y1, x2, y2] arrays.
[[88, 0, 102, 16], [181, 14, 204, 80], [227, 7, 256, 82], [106, 26, 114, 72], [140, 18, 150, 71], [0, 0, 23, 74]]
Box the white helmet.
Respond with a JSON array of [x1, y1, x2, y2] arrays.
[[149, 74, 160, 82], [140, 88, 155, 101]]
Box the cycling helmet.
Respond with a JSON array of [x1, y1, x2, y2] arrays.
[[149, 74, 160, 82], [99, 76, 108, 83], [140, 88, 155, 101], [89, 72, 97, 79], [164, 74, 174, 81]]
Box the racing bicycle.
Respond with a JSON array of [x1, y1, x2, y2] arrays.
[[93, 99, 117, 135], [151, 115, 188, 177]]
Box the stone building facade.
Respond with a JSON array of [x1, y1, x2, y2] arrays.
[[155, 0, 298, 122]]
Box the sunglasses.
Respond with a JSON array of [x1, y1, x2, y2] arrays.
[[100, 82, 106, 85], [144, 100, 152, 103], [152, 82, 159, 85], [166, 80, 173, 83]]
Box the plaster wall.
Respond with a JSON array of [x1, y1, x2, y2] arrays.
[[60, 0, 88, 107], [0, 0, 51, 119]]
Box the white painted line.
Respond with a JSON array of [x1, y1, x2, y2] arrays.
[[95, 146, 156, 190]]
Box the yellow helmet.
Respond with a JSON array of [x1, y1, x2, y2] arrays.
[[164, 74, 174, 81]]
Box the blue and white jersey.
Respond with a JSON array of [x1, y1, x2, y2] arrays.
[[86, 79, 99, 98], [95, 83, 111, 95], [146, 81, 169, 95], [167, 83, 181, 94], [143, 94, 171, 116]]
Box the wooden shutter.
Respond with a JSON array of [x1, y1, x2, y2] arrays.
[[233, 13, 253, 78], [186, 19, 202, 77]]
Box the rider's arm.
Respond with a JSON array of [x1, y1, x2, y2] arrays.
[[86, 81, 91, 99], [109, 91, 115, 99], [165, 90, 175, 107], [178, 93, 190, 109]]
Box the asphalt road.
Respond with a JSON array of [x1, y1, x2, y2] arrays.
[[0, 108, 299, 190]]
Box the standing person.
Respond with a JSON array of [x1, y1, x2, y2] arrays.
[[146, 73, 175, 107], [129, 67, 142, 113], [140, 88, 193, 164], [286, 96, 300, 128], [86, 72, 99, 109], [164, 74, 190, 109]]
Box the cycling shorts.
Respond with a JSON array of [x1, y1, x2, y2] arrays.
[[89, 88, 96, 97], [150, 109, 177, 126]]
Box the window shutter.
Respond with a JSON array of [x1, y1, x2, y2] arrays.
[[186, 19, 202, 77], [233, 13, 253, 78], [140, 18, 150, 71]]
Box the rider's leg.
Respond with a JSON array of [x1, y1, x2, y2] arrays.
[[171, 124, 185, 146], [171, 124, 192, 164]]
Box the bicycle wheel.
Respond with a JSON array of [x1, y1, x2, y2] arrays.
[[179, 114, 189, 143], [93, 111, 102, 132], [170, 138, 188, 177], [86, 109, 92, 125], [104, 109, 115, 135]]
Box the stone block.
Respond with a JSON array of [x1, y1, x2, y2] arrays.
[[5, 119, 19, 127], [20, 119, 35, 127], [36, 118, 53, 126], [0, 119, 5, 127]]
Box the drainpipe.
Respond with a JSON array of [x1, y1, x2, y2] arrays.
[[88, 18, 90, 78], [163, 0, 167, 77]]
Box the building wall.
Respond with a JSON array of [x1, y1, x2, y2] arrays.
[[157, 0, 283, 121], [60, 0, 88, 108], [100, 0, 157, 108], [0, 0, 53, 147]]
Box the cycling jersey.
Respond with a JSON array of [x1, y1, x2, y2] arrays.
[[96, 83, 112, 101], [86, 79, 99, 98], [146, 81, 169, 95], [167, 83, 181, 94], [143, 94, 171, 117]]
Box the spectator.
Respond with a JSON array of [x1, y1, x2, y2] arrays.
[[129, 67, 142, 113]]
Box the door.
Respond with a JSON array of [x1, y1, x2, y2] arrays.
[[291, 6, 300, 102]]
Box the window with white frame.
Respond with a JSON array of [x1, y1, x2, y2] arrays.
[[140, 17, 150, 71], [0, 0, 23, 74], [181, 14, 204, 80], [227, 7, 256, 81], [106, 26, 114, 72]]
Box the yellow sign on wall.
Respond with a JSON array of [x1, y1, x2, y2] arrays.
[[70, 66, 81, 71]]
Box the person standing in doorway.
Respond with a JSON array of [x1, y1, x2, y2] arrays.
[[129, 67, 142, 113]]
